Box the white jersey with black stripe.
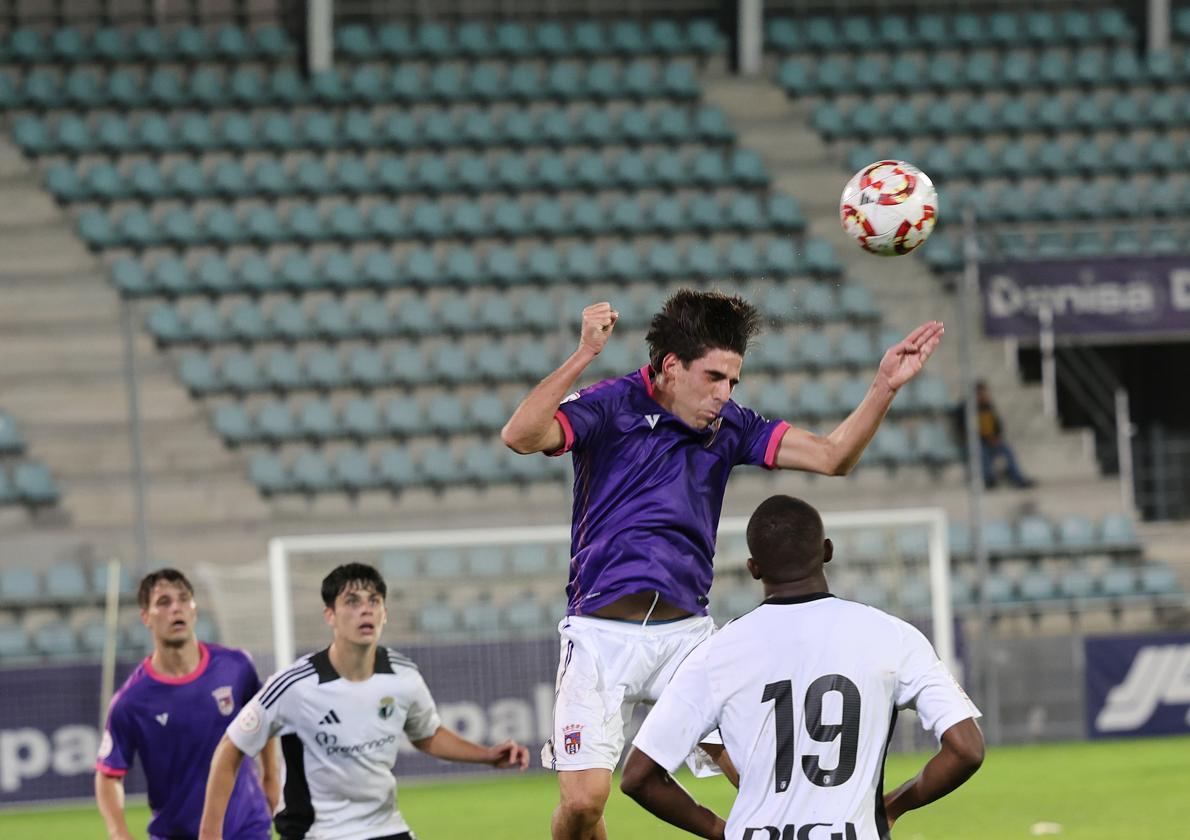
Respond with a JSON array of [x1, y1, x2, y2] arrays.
[[228, 647, 441, 840], [632, 593, 981, 840]]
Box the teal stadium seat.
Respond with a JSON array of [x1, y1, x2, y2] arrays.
[[384, 397, 424, 438], [116, 208, 156, 250], [1058, 565, 1096, 601], [915, 422, 960, 465], [292, 450, 334, 494], [1140, 564, 1180, 597], [223, 352, 264, 394], [1017, 515, 1056, 554], [1100, 514, 1139, 552], [213, 403, 255, 445], [336, 449, 379, 493], [1099, 565, 1138, 599], [33, 624, 79, 661], [1018, 569, 1057, 603], [228, 302, 269, 343], [179, 354, 220, 395], [14, 462, 59, 505], [496, 23, 533, 58]]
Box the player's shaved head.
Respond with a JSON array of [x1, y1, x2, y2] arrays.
[[746, 495, 830, 582], [322, 562, 387, 607], [646, 289, 762, 372]]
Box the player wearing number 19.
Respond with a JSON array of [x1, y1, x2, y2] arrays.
[[622, 496, 984, 840]]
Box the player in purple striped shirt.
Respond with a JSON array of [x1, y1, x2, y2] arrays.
[[95, 568, 278, 840], [502, 290, 943, 840]]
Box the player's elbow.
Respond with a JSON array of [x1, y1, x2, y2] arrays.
[[944, 719, 986, 773], [954, 736, 985, 773], [619, 766, 646, 799], [500, 422, 539, 454], [828, 457, 855, 477]]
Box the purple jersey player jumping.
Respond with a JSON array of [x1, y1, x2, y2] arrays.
[[501, 290, 943, 840], [95, 568, 278, 840]]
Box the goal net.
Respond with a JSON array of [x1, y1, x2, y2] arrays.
[[198, 507, 951, 778]]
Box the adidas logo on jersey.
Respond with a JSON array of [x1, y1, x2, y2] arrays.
[[319, 709, 341, 725]]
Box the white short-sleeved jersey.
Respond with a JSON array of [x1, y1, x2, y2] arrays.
[[229, 646, 441, 840], [633, 593, 980, 840]]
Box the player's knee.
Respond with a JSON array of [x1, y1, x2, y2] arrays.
[[559, 780, 610, 824], [559, 797, 606, 826]]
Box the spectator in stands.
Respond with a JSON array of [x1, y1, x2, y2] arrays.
[[974, 381, 1034, 489]]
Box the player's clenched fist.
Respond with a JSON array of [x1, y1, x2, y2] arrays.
[[580, 302, 618, 355]]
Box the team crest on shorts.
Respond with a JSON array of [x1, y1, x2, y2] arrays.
[[379, 696, 395, 720], [563, 724, 583, 755], [211, 685, 235, 716]]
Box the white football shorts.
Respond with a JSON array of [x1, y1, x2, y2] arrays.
[[543, 614, 718, 773]]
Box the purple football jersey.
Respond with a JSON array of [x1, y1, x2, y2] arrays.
[[551, 365, 789, 616], [97, 642, 271, 840]]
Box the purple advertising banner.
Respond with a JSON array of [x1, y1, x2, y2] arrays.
[[0, 661, 145, 804], [980, 257, 1190, 338], [1084, 632, 1190, 739], [0, 639, 559, 804]]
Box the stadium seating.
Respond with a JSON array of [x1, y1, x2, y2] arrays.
[[766, 6, 1190, 270], [0, 406, 59, 509], [0, 14, 1015, 504]]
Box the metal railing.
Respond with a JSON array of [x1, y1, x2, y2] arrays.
[[1134, 426, 1190, 520]]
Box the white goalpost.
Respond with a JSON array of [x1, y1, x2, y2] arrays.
[[264, 507, 953, 674], [188, 506, 958, 777]]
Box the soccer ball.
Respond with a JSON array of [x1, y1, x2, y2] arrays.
[[839, 160, 938, 256]]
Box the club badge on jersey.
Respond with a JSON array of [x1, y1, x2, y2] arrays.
[[379, 696, 395, 719], [212, 685, 235, 716]]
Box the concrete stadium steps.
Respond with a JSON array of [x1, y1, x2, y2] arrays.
[[63, 474, 267, 528], [0, 133, 268, 537], [0, 142, 93, 272]]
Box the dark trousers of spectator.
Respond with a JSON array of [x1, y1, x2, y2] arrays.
[[981, 442, 1029, 487]]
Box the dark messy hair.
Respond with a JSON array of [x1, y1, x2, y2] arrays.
[[321, 562, 387, 608], [746, 495, 827, 581], [645, 289, 763, 372], [137, 568, 195, 609]]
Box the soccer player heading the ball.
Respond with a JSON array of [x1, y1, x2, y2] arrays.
[[501, 290, 944, 839], [96, 568, 279, 840], [199, 563, 530, 840], [622, 495, 984, 840]]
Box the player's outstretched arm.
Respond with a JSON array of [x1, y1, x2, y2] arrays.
[[883, 717, 984, 829], [95, 771, 136, 840], [501, 301, 617, 454], [412, 726, 530, 769], [621, 747, 727, 840], [774, 321, 944, 475], [198, 734, 248, 840]]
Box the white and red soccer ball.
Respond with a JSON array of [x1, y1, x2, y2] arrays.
[[839, 160, 938, 256]]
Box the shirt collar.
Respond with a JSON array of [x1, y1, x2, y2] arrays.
[[761, 592, 836, 606]]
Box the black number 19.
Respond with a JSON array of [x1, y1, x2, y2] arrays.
[[760, 674, 862, 793]]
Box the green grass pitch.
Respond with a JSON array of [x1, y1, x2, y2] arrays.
[[3, 736, 1185, 839]]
